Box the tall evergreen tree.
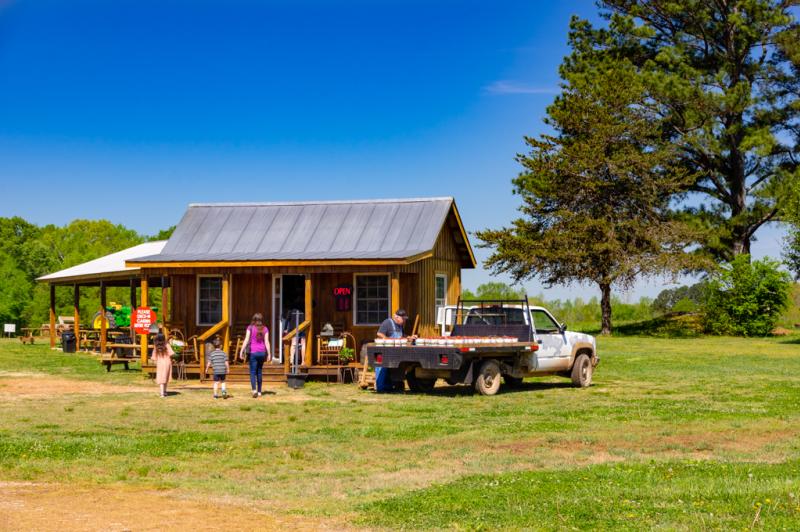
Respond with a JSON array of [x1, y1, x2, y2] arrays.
[[477, 53, 697, 334], [587, 0, 800, 259]]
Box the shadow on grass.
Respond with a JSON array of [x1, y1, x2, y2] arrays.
[[396, 381, 574, 397], [573, 313, 704, 338]]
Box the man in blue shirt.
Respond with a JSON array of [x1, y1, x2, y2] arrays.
[[374, 309, 414, 392]]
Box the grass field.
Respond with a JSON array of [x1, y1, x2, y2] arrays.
[[1, 334, 799, 530]]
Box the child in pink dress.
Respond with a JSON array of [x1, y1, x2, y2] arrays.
[[152, 332, 174, 397]]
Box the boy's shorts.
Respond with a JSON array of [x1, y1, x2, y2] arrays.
[[213, 374, 226, 382]]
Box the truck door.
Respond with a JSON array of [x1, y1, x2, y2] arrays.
[[530, 309, 571, 371]]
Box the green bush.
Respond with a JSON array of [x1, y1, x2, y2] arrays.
[[703, 255, 792, 336]]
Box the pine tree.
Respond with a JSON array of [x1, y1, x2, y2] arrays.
[[477, 49, 698, 334]]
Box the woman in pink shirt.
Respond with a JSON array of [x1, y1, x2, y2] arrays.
[[239, 313, 271, 398]]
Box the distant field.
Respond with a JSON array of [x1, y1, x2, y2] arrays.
[[1, 335, 799, 530]]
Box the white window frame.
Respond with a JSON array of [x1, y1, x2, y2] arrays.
[[435, 273, 448, 315], [196, 274, 223, 326], [353, 273, 391, 326]]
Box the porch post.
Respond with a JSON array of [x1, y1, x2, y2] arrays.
[[49, 284, 56, 349], [304, 275, 312, 366], [222, 275, 230, 352], [129, 279, 137, 341], [140, 277, 148, 367], [100, 281, 107, 355], [73, 284, 80, 351], [391, 271, 400, 315], [161, 276, 169, 336]]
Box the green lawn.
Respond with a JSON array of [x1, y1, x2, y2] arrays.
[[1, 335, 799, 529]]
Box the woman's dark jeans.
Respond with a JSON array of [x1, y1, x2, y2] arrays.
[[249, 352, 266, 392]]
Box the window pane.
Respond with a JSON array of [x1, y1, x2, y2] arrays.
[[531, 310, 559, 332], [355, 275, 389, 325], [198, 277, 223, 323]]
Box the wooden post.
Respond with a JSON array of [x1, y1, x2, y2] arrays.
[[129, 279, 137, 343], [161, 276, 169, 337], [222, 275, 230, 354], [49, 284, 56, 349], [100, 281, 107, 355], [304, 275, 312, 367], [140, 278, 148, 367], [391, 271, 400, 315], [73, 284, 80, 351]]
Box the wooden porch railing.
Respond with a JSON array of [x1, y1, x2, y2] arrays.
[[282, 320, 310, 374], [198, 319, 229, 375]]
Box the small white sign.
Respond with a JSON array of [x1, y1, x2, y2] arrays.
[[3, 324, 16, 334]]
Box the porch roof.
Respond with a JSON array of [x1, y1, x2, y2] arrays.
[[37, 241, 167, 285], [128, 197, 476, 268]]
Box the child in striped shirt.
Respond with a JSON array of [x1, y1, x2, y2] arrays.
[[205, 337, 230, 399]]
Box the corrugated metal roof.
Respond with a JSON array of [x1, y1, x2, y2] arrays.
[[37, 241, 167, 283], [131, 197, 474, 266]]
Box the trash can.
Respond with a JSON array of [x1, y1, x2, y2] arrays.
[[61, 331, 77, 353]]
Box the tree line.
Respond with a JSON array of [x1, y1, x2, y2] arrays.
[[477, 0, 800, 334], [0, 217, 174, 329]]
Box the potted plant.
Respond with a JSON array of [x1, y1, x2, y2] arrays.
[[338, 347, 355, 365]]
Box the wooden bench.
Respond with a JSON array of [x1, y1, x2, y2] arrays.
[[100, 357, 136, 371]]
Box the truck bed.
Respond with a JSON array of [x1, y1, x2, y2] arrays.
[[366, 342, 537, 370]]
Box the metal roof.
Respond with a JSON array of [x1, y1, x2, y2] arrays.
[[37, 241, 167, 284], [130, 197, 475, 267]]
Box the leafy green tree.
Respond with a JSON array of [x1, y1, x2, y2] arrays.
[[149, 225, 176, 241], [461, 282, 526, 301], [704, 254, 791, 336], [784, 229, 800, 279], [477, 43, 697, 334], [652, 282, 707, 314], [583, 1, 800, 259]]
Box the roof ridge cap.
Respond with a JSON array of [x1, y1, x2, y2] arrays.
[[187, 197, 454, 208]]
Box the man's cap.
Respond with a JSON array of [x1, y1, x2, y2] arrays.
[[395, 309, 408, 318]]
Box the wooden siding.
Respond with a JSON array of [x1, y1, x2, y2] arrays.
[[164, 221, 464, 363], [400, 226, 462, 332], [231, 273, 272, 339]]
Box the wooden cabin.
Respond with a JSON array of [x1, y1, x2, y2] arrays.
[[128, 197, 475, 379], [39, 197, 475, 381]]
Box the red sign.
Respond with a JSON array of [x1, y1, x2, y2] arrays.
[[133, 307, 157, 335], [333, 285, 352, 312]]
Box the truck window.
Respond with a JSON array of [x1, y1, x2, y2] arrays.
[[465, 307, 526, 325], [531, 310, 560, 334]]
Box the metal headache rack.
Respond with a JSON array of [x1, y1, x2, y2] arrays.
[[451, 296, 533, 343]]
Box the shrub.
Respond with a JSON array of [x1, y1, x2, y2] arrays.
[[703, 255, 792, 336]]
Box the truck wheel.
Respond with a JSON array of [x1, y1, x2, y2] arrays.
[[475, 360, 502, 396], [406, 371, 436, 393], [571, 354, 593, 388], [503, 375, 523, 388]]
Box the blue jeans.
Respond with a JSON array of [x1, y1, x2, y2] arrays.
[[249, 352, 266, 392]]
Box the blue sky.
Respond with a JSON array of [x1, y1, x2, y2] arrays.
[[0, 0, 788, 301]]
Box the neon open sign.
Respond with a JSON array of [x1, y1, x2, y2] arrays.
[[333, 285, 352, 311]]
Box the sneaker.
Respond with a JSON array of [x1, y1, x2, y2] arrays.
[[257, 392, 262, 397], [252, 391, 258, 398], [213, 395, 220, 399]]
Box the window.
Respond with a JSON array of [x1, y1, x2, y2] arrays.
[[354, 274, 390, 325], [531, 309, 560, 334], [435, 274, 447, 316], [197, 276, 222, 325]]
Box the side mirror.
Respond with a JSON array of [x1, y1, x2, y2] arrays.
[[558, 323, 567, 334]]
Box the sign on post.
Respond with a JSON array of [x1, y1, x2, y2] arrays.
[[3, 324, 15, 338], [133, 307, 157, 335]]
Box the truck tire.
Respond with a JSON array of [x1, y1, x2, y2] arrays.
[[406, 371, 436, 393], [571, 354, 593, 388], [475, 360, 502, 396], [503, 375, 523, 388]]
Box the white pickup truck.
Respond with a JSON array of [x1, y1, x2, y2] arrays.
[[368, 299, 599, 395]]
